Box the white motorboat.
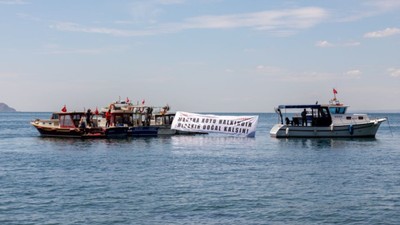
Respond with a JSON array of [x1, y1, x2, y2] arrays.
[[270, 96, 386, 138]]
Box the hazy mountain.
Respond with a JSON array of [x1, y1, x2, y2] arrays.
[[0, 103, 17, 112]]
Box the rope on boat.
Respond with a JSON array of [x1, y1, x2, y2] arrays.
[[385, 117, 393, 137]]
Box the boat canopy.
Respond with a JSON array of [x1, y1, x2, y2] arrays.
[[277, 104, 348, 115], [278, 105, 321, 109]]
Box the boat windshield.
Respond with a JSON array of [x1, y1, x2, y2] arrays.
[[329, 106, 347, 114], [51, 113, 59, 120], [59, 114, 75, 128]]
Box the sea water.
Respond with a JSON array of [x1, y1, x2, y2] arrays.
[[0, 112, 399, 224]]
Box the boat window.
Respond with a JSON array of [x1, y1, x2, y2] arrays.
[[164, 116, 169, 125], [114, 114, 133, 126], [346, 116, 352, 120], [72, 114, 81, 120], [59, 115, 75, 128], [358, 116, 364, 120], [321, 108, 329, 117], [329, 107, 346, 114]]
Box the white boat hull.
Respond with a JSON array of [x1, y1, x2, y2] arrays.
[[270, 118, 386, 138]]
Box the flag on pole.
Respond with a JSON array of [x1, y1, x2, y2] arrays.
[[142, 99, 145, 105], [126, 97, 130, 103], [61, 105, 67, 112], [95, 107, 99, 115], [333, 88, 338, 94]]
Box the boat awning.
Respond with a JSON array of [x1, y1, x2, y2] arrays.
[[278, 104, 321, 109]]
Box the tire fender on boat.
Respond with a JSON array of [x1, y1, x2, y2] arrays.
[[348, 125, 354, 135]]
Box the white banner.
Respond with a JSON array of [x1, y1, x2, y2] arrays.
[[171, 111, 259, 137]]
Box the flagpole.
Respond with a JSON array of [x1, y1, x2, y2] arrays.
[[333, 88, 337, 100]]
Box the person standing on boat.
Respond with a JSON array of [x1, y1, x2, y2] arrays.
[[301, 108, 307, 126], [106, 109, 111, 127], [79, 117, 86, 132], [86, 109, 92, 127]]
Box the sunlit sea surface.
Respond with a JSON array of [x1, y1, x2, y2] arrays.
[[1, 112, 400, 224]]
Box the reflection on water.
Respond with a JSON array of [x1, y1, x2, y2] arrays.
[[276, 137, 378, 150], [171, 135, 256, 148], [170, 135, 258, 156], [35, 136, 164, 151]]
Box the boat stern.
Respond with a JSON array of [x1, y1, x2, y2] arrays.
[[270, 124, 285, 137]]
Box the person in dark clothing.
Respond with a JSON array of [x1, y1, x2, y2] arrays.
[[285, 117, 290, 125], [86, 109, 92, 127], [301, 108, 307, 126]]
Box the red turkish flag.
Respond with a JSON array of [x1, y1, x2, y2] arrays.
[[61, 105, 67, 112]]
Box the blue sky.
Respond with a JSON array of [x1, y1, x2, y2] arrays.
[[1, 0, 399, 112]]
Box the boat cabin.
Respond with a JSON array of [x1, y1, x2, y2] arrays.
[[42, 112, 85, 128], [105, 109, 134, 127], [60, 112, 85, 128], [328, 105, 348, 115], [154, 113, 175, 126], [277, 105, 334, 127]]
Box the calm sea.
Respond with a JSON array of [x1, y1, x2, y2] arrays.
[[1, 112, 400, 224]]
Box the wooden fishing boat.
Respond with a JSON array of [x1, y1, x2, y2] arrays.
[[31, 112, 105, 138]]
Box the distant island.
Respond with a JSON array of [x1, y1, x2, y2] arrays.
[[0, 103, 17, 112]]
